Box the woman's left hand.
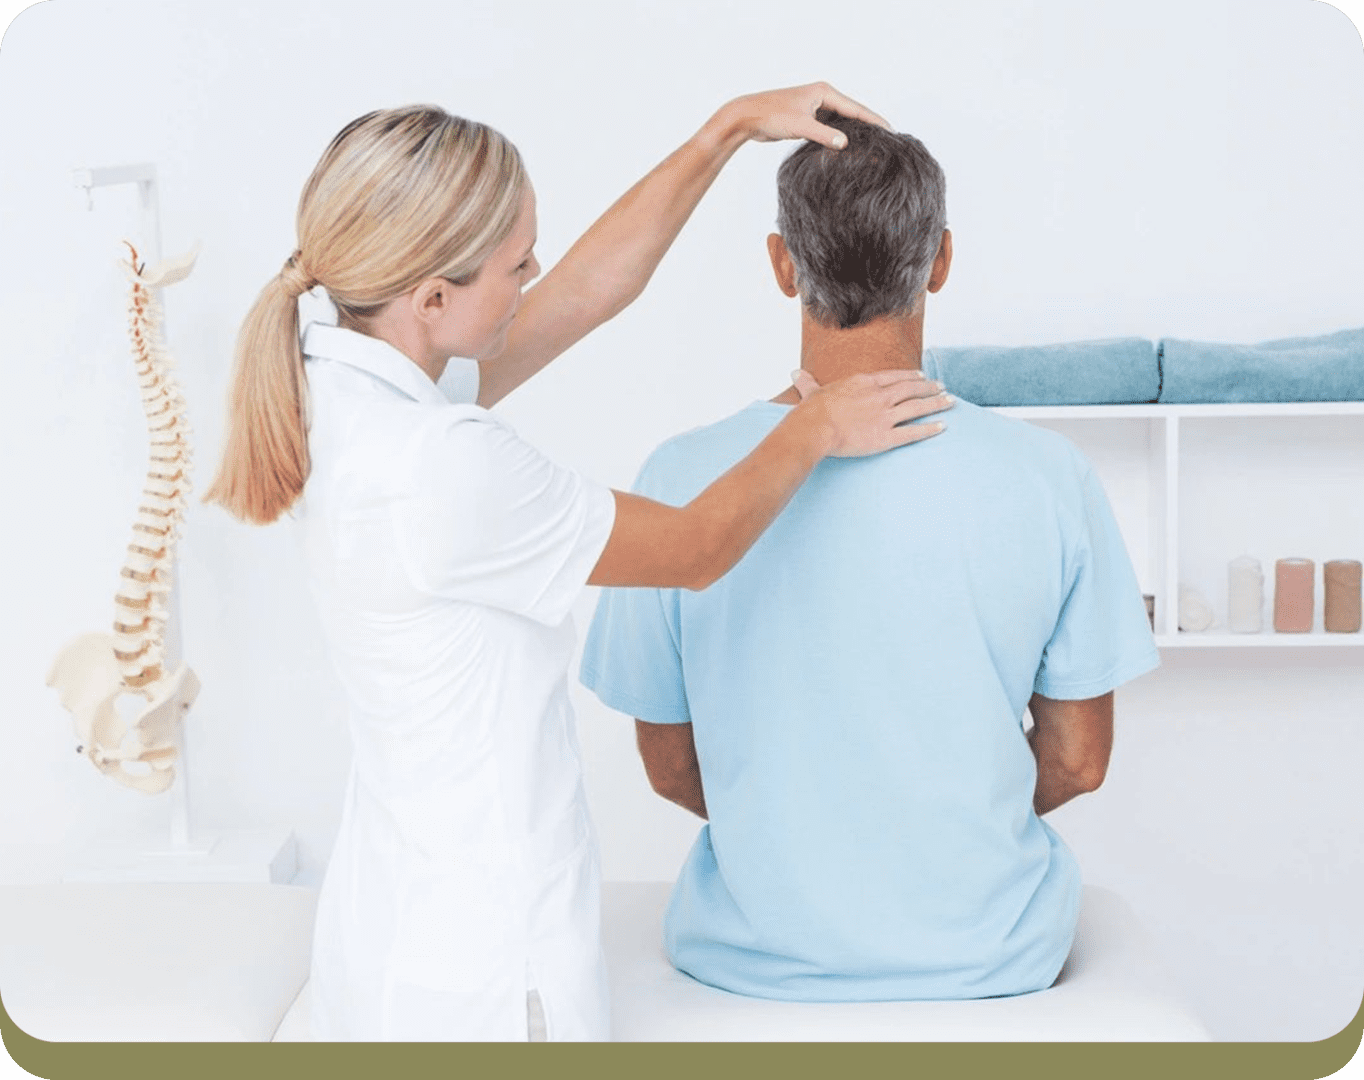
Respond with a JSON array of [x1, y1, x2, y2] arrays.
[[722, 81, 891, 149]]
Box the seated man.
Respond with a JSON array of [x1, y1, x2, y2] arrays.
[[579, 112, 1159, 1002]]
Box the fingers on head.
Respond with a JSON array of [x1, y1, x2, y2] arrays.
[[808, 121, 848, 149], [811, 83, 891, 130]]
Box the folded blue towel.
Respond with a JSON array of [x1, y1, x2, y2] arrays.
[[1159, 327, 1364, 403], [923, 338, 1159, 406]]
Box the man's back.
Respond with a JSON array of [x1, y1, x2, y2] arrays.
[[581, 396, 1159, 1001]]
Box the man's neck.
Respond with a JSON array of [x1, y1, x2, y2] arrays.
[[770, 309, 925, 404]]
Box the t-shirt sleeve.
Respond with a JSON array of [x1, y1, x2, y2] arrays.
[[578, 448, 691, 725], [1033, 463, 1161, 699], [395, 412, 615, 626]]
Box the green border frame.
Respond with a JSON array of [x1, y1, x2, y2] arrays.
[[3, 0, 1362, 1078], [2, 991, 1360, 1080]]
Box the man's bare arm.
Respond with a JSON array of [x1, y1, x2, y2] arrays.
[[635, 720, 708, 820], [1027, 691, 1114, 815]]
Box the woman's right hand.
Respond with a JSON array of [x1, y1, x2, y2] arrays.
[[791, 369, 954, 457]]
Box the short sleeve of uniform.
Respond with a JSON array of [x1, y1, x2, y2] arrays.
[[579, 448, 691, 725], [395, 411, 615, 627], [1033, 463, 1160, 699]]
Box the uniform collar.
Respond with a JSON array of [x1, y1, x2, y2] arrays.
[[302, 322, 449, 407]]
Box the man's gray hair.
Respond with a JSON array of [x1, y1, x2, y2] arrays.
[[776, 110, 947, 330]]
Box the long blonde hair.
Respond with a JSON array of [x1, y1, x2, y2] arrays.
[[204, 106, 528, 524]]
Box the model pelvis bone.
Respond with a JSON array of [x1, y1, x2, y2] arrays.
[[47, 241, 201, 794], [47, 633, 200, 794]]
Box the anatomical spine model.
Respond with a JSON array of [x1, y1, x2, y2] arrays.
[[46, 242, 202, 794]]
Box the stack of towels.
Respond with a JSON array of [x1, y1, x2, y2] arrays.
[[924, 326, 1364, 406]]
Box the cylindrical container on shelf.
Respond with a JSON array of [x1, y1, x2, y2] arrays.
[[1178, 585, 1213, 632], [1227, 556, 1264, 633], [1324, 560, 1362, 633], [1273, 558, 1315, 633]]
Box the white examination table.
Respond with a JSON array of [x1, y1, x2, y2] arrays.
[[0, 881, 1209, 1042]]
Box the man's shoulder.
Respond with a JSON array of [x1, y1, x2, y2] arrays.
[[635, 398, 1094, 501], [948, 397, 1049, 438], [636, 403, 784, 501], [924, 399, 1091, 477]]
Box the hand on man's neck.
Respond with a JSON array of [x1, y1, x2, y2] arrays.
[[770, 307, 926, 405]]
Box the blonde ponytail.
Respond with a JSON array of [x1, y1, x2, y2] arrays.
[[204, 106, 527, 525], [202, 259, 314, 525]]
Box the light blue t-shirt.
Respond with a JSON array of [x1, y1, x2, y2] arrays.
[[580, 398, 1159, 1002]]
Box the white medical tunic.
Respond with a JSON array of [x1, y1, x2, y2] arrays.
[[295, 323, 616, 1040]]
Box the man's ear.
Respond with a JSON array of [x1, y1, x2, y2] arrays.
[[767, 233, 800, 298], [927, 229, 953, 294]]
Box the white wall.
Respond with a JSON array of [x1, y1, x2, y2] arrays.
[[0, 0, 1361, 1043]]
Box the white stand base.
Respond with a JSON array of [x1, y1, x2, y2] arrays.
[[60, 827, 297, 884]]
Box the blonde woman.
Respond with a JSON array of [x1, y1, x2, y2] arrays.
[[205, 84, 953, 1042]]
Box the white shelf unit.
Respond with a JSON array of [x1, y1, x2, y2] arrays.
[[990, 402, 1364, 649]]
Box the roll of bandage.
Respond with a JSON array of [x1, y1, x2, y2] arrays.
[[1227, 556, 1264, 633], [1324, 560, 1362, 633], [1273, 559, 1315, 633], [1178, 585, 1214, 632]]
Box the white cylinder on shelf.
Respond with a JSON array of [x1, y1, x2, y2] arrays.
[[1178, 585, 1214, 632], [1227, 555, 1264, 633]]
